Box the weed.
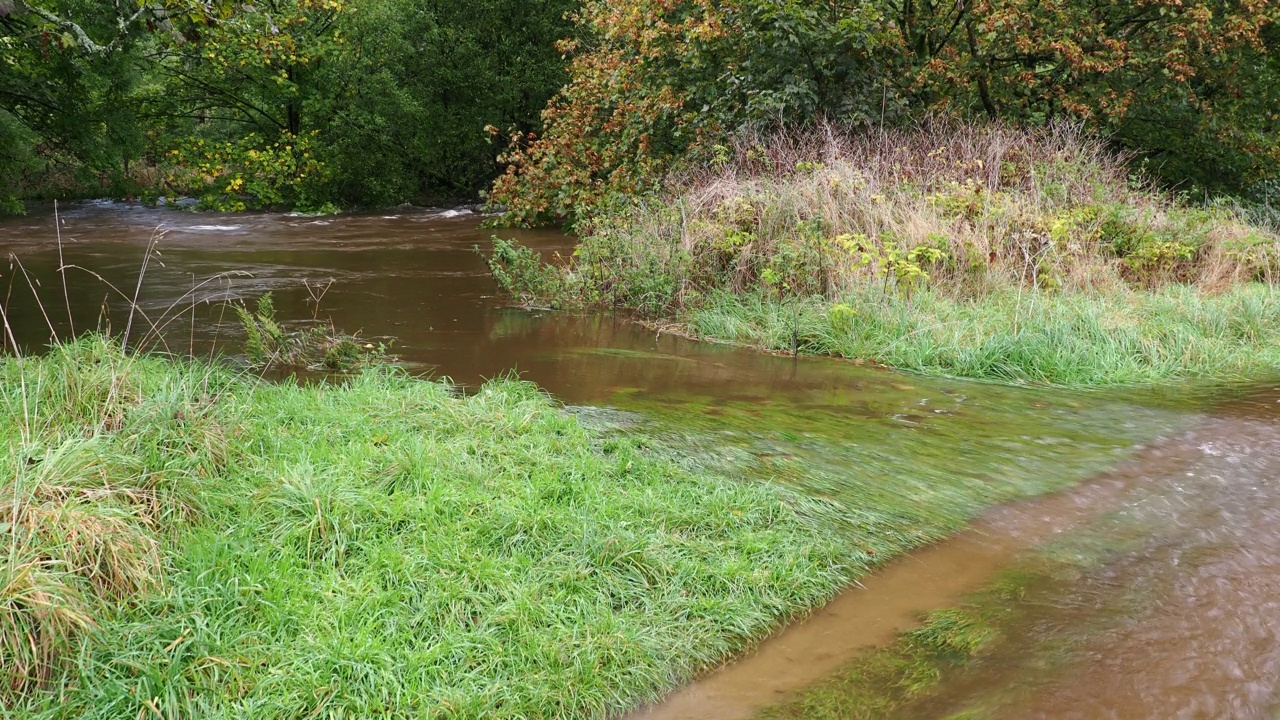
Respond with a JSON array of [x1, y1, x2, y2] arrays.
[[235, 292, 390, 371]]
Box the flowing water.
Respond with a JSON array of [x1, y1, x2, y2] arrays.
[[2, 203, 1278, 719]]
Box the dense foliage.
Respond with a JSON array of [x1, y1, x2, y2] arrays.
[[0, 0, 575, 210], [4, 0, 1277, 215], [490, 0, 1280, 224]]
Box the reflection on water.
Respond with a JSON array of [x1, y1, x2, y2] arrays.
[[3, 203, 1274, 719]]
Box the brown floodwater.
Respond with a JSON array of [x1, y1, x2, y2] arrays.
[[887, 395, 1280, 720], [2, 203, 1277, 719], [625, 430, 1203, 720]]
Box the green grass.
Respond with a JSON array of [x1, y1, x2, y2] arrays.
[[685, 284, 1280, 386], [3, 338, 851, 718], [1, 337, 1183, 718]]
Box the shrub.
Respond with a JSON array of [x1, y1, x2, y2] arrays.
[[493, 123, 1280, 312]]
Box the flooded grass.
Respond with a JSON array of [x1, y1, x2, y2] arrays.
[[606, 379, 1177, 569], [685, 284, 1280, 386], [3, 207, 1254, 718], [757, 533, 1144, 720], [757, 577, 1021, 720], [3, 338, 851, 718], [236, 292, 392, 372]]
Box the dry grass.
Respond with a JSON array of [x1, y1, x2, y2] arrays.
[[1, 340, 230, 704], [559, 122, 1278, 313]]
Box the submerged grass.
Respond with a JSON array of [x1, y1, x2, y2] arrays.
[[3, 337, 850, 718], [757, 568, 1036, 720], [602, 372, 1178, 584], [757, 507, 1167, 720], [757, 541, 1135, 720]]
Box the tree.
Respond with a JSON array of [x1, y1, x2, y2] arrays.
[[2, 0, 577, 209], [491, 0, 1280, 223]]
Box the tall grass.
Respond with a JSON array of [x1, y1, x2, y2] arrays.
[[490, 123, 1280, 385], [1, 339, 233, 703]]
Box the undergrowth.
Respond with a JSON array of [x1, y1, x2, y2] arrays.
[[236, 292, 391, 371]]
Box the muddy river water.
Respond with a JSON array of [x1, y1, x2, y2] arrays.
[[3, 203, 1279, 718]]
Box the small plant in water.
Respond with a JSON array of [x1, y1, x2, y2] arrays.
[[235, 292, 391, 371]]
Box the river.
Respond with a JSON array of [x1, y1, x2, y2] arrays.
[[2, 203, 1278, 718]]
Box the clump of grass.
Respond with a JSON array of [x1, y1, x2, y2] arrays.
[[1, 338, 235, 704], [3, 339, 855, 718], [236, 292, 391, 371], [489, 122, 1280, 385]]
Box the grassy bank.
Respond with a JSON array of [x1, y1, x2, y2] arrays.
[[3, 338, 850, 718], [685, 284, 1280, 385], [2, 337, 1179, 717], [490, 123, 1280, 386]]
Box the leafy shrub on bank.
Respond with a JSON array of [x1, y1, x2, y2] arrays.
[[495, 124, 1279, 313]]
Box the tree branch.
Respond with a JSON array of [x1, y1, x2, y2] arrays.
[[14, 0, 149, 54]]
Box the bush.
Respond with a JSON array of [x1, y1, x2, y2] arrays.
[[490, 0, 1280, 224], [495, 123, 1279, 310]]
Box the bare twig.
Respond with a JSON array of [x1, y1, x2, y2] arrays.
[[121, 227, 165, 353], [54, 201, 73, 337]]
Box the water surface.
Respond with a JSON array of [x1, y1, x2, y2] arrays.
[[3, 203, 1269, 719]]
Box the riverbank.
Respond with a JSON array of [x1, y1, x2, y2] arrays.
[[1, 338, 848, 717], [677, 284, 1280, 386], [490, 124, 1280, 387], [2, 336, 1169, 717]]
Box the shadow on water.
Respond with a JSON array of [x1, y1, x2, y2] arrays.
[[4, 203, 1275, 719]]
